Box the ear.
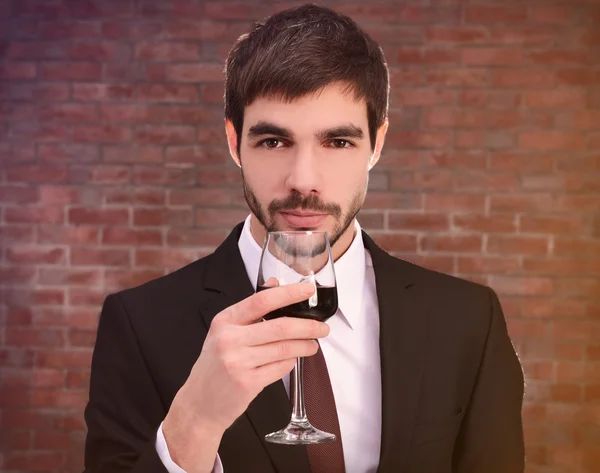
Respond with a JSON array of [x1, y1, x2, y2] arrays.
[[225, 119, 241, 167], [368, 118, 389, 171]]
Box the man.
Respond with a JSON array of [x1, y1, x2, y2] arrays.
[[84, 4, 525, 473]]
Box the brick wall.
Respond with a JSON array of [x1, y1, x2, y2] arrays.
[[1, 1, 599, 472]]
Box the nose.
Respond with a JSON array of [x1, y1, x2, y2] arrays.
[[284, 145, 323, 197]]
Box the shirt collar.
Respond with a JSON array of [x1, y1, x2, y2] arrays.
[[237, 215, 366, 330]]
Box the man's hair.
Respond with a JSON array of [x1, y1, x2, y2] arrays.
[[224, 3, 389, 153]]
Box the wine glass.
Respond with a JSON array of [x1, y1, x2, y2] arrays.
[[257, 230, 338, 445]]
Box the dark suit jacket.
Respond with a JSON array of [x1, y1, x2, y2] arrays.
[[84, 222, 525, 473]]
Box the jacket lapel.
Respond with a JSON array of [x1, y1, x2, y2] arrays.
[[200, 222, 311, 473], [362, 232, 428, 473]]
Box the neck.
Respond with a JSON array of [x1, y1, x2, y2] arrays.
[[249, 214, 356, 262]]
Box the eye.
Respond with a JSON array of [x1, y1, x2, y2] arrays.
[[328, 139, 353, 149], [258, 138, 285, 149]]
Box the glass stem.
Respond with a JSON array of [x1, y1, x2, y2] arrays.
[[291, 357, 308, 423]]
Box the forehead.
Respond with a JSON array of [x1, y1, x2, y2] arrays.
[[243, 82, 368, 133]]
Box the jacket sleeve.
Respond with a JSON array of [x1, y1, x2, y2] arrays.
[[452, 287, 525, 473], [84, 293, 169, 473]]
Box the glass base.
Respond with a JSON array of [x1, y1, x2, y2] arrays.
[[264, 419, 336, 445]]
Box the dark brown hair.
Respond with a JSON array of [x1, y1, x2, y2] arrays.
[[224, 3, 389, 153]]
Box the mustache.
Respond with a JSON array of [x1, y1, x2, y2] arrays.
[[268, 191, 342, 218]]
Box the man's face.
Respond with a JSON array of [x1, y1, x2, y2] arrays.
[[230, 82, 381, 249]]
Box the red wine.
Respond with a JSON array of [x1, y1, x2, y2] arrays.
[[257, 285, 338, 322]]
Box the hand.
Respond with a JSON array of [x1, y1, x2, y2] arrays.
[[162, 282, 329, 472]]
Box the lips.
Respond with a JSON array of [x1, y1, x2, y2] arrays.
[[280, 211, 328, 228]]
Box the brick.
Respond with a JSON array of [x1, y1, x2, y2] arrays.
[[520, 216, 583, 235], [530, 6, 574, 24], [133, 208, 193, 227], [556, 69, 600, 87], [166, 20, 231, 41], [41, 61, 101, 80], [68, 207, 129, 225], [465, 6, 528, 24], [0, 226, 36, 244], [73, 125, 131, 143], [423, 108, 486, 128], [70, 41, 132, 61], [363, 24, 422, 44], [492, 70, 555, 87], [394, 88, 457, 106], [104, 187, 166, 206], [490, 194, 552, 212], [195, 208, 249, 228], [134, 166, 196, 186], [5, 205, 63, 224], [104, 269, 164, 290], [71, 248, 131, 267], [0, 429, 31, 451], [356, 211, 384, 230], [392, 171, 453, 190], [420, 235, 482, 253], [69, 287, 105, 307], [490, 276, 554, 297], [333, 5, 398, 22], [490, 152, 554, 173], [99, 104, 161, 123], [72, 83, 135, 101], [38, 144, 99, 163], [166, 146, 228, 164], [102, 227, 163, 246], [0, 61, 37, 79], [6, 246, 66, 265], [394, 47, 459, 65], [454, 172, 519, 191], [135, 41, 199, 61], [5, 165, 68, 183], [163, 105, 220, 124], [555, 195, 600, 212], [134, 248, 199, 268], [6, 82, 70, 101], [38, 225, 99, 245], [488, 235, 549, 255], [66, 370, 92, 388], [197, 125, 226, 144], [425, 194, 485, 212], [521, 300, 586, 319], [460, 90, 522, 109], [363, 192, 422, 211], [461, 48, 524, 67], [39, 20, 102, 39], [554, 237, 600, 257], [388, 213, 449, 231], [101, 21, 163, 40], [0, 186, 39, 204], [39, 185, 101, 205], [135, 125, 196, 144], [555, 278, 600, 299], [7, 40, 70, 60], [33, 429, 71, 450], [368, 233, 418, 252], [528, 50, 593, 67], [401, 255, 454, 274], [6, 328, 65, 348], [138, 84, 198, 103], [200, 84, 225, 104], [69, 165, 131, 184], [457, 256, 519, 275], [522, 258, 590, 277], [425, 26, 488, 44], [0, 103, 36, 120], [0, 267, 37, 286], [31, 389, 88, 409], [386, 130, 452, 148], [166, 64, 224, 83], [0, 142, 36, 162], [556, 111, 600, 130], [39, 268, 101, 286], [197, 167, 242, 187], [5, 452, 66, 470], [166, 228, 230, 248], [422, 151, 487, 169], [102, 145, 163, 163], [525, 90, 587, 109], [454, 215, 516, 233]]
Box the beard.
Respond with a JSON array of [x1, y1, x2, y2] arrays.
[[242, 171, 365, 256]]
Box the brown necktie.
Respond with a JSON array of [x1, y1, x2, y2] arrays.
[[292, 344, 346, 473]]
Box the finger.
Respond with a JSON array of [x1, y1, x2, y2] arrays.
[[253, 358, 297, 388], [226, 282, 315, 326], [246, 340, 319, 367], [244, 317, 329, 347], [263, 277, 280, 288]]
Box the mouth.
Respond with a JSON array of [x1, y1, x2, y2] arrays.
[[279, 210, 328, 228]]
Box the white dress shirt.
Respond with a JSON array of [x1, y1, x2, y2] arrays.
[[157, 215, 382, 473]]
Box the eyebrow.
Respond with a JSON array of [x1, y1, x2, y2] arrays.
[[247, 121, 364, 141]]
